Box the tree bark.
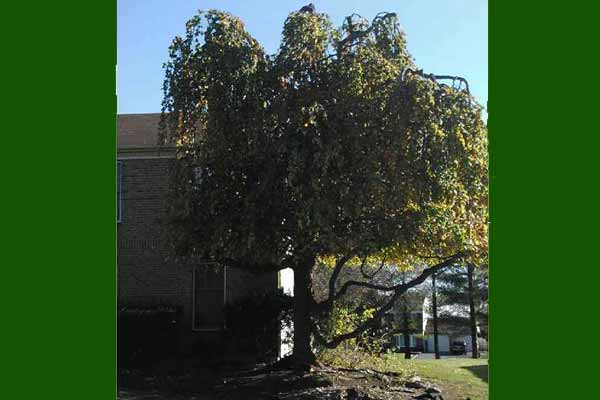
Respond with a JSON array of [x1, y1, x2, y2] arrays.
[[292, 257, 316, 365], [467, 264, 479, 359], [402, 303, 411, 359], [432, 273, 440, 359], [401, 272, 411, 360]]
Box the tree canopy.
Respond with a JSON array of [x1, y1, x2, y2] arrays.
[[159, 6, 488, 364]]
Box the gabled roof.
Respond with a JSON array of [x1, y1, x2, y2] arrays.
[[424, 316, 471, 336], [437, 304, 470, 318], [423, 297, 471, 318]]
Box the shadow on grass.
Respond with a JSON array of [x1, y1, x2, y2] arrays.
[[461, 365, 488, 383]]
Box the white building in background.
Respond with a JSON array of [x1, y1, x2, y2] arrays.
[[277, 272, 488, 357], [278, 268, 294, 358], [393, 297, 488, 354]]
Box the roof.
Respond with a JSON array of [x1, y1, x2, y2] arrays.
[[117, 113, 161, 149], [423, 298, 471, 318], [437, 304, 470, 318], [424, 316, 471, 336]]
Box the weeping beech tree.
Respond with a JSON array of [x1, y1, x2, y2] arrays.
[[159, 6, 488, 366]]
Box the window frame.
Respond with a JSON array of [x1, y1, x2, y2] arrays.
[[192, 263, 227, 332]]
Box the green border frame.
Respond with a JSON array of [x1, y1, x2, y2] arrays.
[[5, 1, 598, 398], [3, 2, 116, 399], [489, 1, 599, 399]]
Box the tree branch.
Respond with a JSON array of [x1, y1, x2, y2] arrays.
[[313, 252, 465, 348], [360, 256, 386, 280], [401, 68, 471, 94], [336, 12, 398, 57], [327, 255, 351, 308], [334, 253, 462, 301]]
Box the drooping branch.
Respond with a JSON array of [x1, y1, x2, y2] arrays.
[[274, 10, 401, 71], [334, 253, 462, 301], [327, 255, 352, 308], [314, 253, 464, 348], [401, 67, 470, 94], [336, 12, 398, 56]]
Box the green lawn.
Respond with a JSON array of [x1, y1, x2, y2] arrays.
[[321, 350, 488, 400], [392, 356, 488, 400]]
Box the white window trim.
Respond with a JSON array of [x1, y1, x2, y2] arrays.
[[192, 263, 227, 332], [117, 161, 123, 224]]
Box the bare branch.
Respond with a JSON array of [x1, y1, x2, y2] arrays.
[[313, 253, 464, 348], [334, 253, 461, 301], [360, 256, 386, 280], [328, 255, 351, 306]]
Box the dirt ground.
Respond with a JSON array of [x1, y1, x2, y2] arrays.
[[118, 361, 445, 400]]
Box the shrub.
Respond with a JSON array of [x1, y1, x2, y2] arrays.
[[315, 305, 386, 356], [117, 304, 181, 367]]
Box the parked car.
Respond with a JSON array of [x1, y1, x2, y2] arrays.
[[451, 340, 467, 355]]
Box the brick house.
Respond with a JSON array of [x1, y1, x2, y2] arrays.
[[117, 113, 280, 355]]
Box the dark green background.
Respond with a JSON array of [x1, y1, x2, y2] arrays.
[[2, 1, 598, 399], [488, 1, 599, 399], [2, 2, 116, 399]]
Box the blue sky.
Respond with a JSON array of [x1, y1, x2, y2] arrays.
[[118, 0, 487, 114]]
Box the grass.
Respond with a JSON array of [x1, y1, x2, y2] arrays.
[[392, 355, 488, 400], [320, 349, 488, 400]]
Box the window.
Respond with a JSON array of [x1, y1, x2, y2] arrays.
[[396, 334, 417, 348], [192, 264, 226, 331], [117, 161, 123, 223]]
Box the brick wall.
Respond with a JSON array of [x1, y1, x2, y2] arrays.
[[117, 156, 278, 351], [117, 157, 187, 305]]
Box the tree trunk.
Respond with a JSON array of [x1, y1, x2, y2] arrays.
[[402, 296, 411, 359], [467, 264, 479, 359], [432, 273, 440, 359], [292, 258, 316, 366]]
